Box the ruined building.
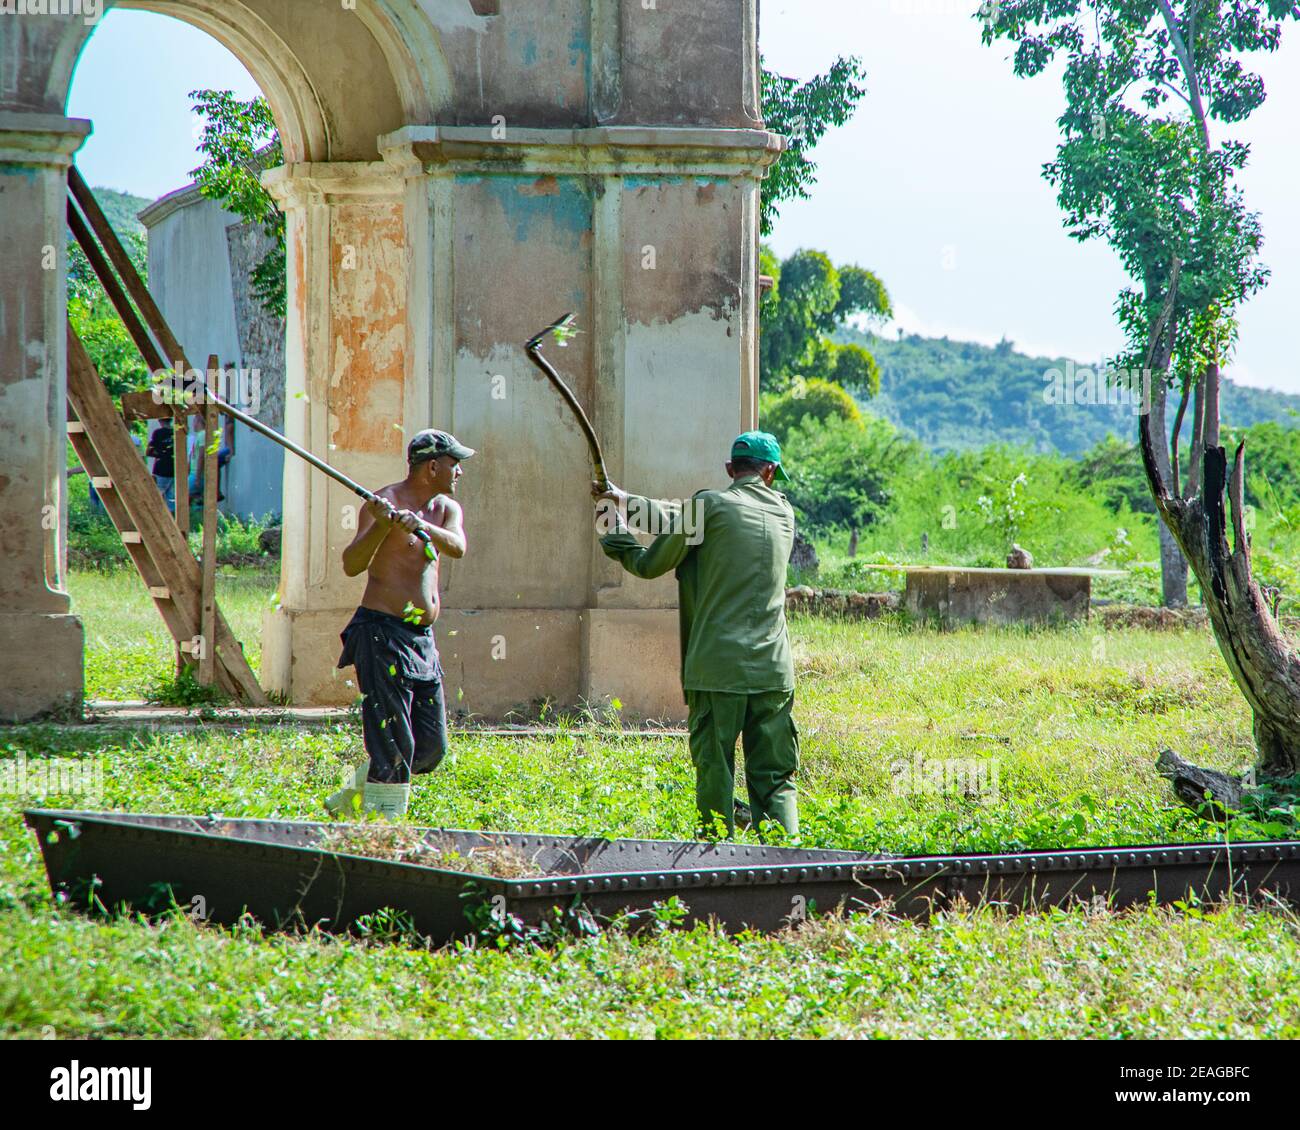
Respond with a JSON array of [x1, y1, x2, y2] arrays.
[[0, 0, 779, 722]]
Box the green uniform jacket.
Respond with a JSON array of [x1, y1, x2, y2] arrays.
[[599, 475, 795, 695]]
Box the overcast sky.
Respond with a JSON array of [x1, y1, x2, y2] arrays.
[[68, 2, 1300, 392]]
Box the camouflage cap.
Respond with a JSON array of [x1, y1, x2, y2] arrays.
[[407, 429, 475, 464]]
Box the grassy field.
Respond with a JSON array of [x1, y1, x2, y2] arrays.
[[1, 567, 1297, 1038]]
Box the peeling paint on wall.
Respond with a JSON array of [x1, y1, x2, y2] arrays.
[[485, 176, 591, 247], [328, 204, 406, 455]]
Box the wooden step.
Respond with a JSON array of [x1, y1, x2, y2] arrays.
[[91, 476, 112, 490], [67, 421, 86, 434], [148, 586, 171, 600], [121, 531, 142, 544]]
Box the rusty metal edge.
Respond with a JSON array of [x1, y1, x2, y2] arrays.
[[24, 808, 1300, 899]]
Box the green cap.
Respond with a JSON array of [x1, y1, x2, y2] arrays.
[[731, 430, 790, 482]]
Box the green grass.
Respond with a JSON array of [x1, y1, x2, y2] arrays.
[[73, 565, 272, 700], [2, 567, 1296, 1038]]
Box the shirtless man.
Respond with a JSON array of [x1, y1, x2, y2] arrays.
[[327, 429, 473, 818]]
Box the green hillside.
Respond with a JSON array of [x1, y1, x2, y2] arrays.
[[840, 328, 1300, 455], [89, 186, 151, 240]]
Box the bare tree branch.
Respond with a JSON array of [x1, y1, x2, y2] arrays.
[[1154, 0, 1211, 150]]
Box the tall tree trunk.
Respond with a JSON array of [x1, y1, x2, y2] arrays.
[[1158, 517, 1189, 607], [1139, 298, 1300, 795]]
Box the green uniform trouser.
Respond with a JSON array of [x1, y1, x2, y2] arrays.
[[685, 689, 799, 838]]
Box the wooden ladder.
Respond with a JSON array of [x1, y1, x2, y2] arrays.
[[66, 168, 267, 705], [66, 327, 265, 704]]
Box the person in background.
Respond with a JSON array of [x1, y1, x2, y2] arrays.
[[146, 424, 175, 512], [188, 417, 232, 505]]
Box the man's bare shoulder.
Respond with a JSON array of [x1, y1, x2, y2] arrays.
[[432, 494, 464, 522]]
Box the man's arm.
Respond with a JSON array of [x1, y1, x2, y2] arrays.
[[415, 496, 467, 559], [593, 484, 695, 580], [342, 497, 398, 577]]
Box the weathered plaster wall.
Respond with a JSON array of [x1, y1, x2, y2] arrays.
[[0, 110, 88, 721]]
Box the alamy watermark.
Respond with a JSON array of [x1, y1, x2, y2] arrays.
[[1042, 361, 1155, 416], [890, 753, 1001, 802], [1, 753, 104, 805], [151, 361, 262, 415], [594, 496, 706, 545], [0, 0, 102, 24]]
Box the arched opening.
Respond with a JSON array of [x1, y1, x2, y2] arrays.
[[49, 0, 451, 708]]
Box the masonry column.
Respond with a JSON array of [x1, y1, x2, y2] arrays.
[[0, 111, 90, 722], [260, 162, 409, 705]]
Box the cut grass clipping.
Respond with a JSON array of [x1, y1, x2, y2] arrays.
[[320, 825, 546, 878]]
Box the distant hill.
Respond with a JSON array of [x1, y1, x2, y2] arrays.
[[839, 328, 1300, 456], [90, 187, 151, 241]]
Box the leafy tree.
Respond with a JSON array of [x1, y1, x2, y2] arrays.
[[782, 412, 915, 542], [1077, 435, 1158, 515], [189, 90, 285, 316], [983, 0, 1300, 797], [761, 377, 862, 444], [759, 56, 868, 236], [760, 247, 891, 393], [68, 294, 151, 403]]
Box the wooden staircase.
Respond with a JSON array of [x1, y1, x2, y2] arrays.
[[66, 166, 266, 705]]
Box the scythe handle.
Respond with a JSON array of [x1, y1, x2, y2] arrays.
[[525, 313, 610, 492], [199, 385, 436, 556]]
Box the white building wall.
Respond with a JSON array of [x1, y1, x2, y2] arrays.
[[139, 186, 285, 523]]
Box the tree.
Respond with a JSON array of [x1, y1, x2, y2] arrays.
[[761, 376, 863, 444], [759, 56, 868, 237], [189, 90, 285, 316], [66, 202, 151, 406], [760, 247, 891, 393], [782, 412, 916, 548], [983, 0, 1300, 808]]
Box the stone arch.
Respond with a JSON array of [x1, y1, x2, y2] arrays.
[[51, 0, 455, 161], [113, 0, 331, 163]]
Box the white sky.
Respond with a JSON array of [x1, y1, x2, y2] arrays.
[[67, 2, 1300, 393]]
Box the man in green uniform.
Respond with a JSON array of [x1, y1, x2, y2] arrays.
[[592, 432, 798, 839]]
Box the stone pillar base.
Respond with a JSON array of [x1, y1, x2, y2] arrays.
[[0, 613, 84, 722], [582, 609, 685, 724], [263, 604, 685, 722]]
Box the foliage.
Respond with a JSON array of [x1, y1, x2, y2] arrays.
[[761, 376, 862, 444], [66, 467, 277, 571], [67, 295, 151, 403], [189, 90, 285, 317], [1076, 435, 1159, 514], [148, 665, 228, 708], [980, 0, 1296, 432], [781, 413, 916, 536], [844, 327, 1300, 456], [861, 442, 1160, 570], [67, 188, 153, 404], [759, 56, 868, 237], [760, 248, 891, 394]]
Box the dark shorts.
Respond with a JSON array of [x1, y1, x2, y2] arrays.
[[338, 607, 448, 785]]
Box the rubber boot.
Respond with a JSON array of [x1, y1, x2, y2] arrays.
[[324, 762, 368, 817], [362, 780, 410, 819]]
